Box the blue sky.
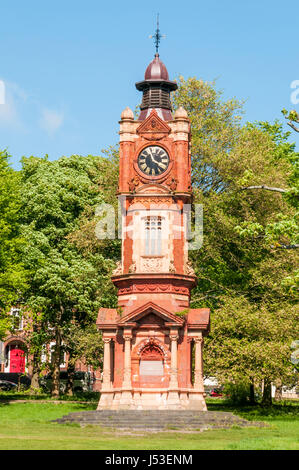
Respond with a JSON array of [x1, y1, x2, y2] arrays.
[[1, 0, 298, 169]]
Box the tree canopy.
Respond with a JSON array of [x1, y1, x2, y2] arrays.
[[0, 151, 28, 339], [173, 77, 299, 402], [19, 153, 119, 394]]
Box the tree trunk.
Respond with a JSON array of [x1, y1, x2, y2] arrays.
[[30, 370, 40, 390], [261, 379, 272, 406], [30, 352, 42, 391], [51, 326, 62, 397], [30, 351, 41, 392], [65, 361, 75, 396], [249, 382, 256, 405]]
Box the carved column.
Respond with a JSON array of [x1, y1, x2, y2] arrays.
[[123, 334, 132, 388], [97, 337, 113, 409], [120, 331, 133, 407], [168, 331, 180, 408], [194, 336, 204, 392], [169, 334, 179, 388], [102, 338, 112, 391]]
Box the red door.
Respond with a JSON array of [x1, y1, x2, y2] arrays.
[[10, 347, 25, 373]]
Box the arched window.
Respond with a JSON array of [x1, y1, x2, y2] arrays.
[[144, 216, 162, 255]]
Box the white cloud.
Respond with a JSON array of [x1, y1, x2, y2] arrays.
[[0, 80, 28, 130], [39, 108, 64, 135], [0, 81, 64, 135], [0, 85, 22, 129]]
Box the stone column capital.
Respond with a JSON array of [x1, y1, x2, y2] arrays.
[[123, 335, 132, 342], [194, 336, 203, 344], [170, 334, 179, 342], [103, 337, 112, 344]]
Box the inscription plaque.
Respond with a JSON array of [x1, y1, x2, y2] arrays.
[[140, 360, 163, 376]]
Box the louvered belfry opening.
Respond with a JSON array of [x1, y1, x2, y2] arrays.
[[140, 85, 172, 111], [135, 53, 177, 120]]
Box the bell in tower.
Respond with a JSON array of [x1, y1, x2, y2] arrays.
[[96, 22, 210, 411]]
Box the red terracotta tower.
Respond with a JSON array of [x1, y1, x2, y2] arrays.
[[97, 52, 210, 410]]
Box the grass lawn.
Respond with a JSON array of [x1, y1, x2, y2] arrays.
[[0, 396, 298, 450]]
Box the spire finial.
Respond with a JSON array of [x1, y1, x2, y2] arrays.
[[149, 14, 165, 55]]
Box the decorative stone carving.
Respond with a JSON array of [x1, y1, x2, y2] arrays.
[[136, 337, 169, 359], [129, 196, 172, 208], [136, 109, 171, 140], [128, 262, 136, 273], [140, 257, 163, 273], [169, 260, 176, 273], [140, 342, 163, 360], [166, 177, 178, 191], [123, 335, 133, 341], [117, 283, 190, 296], [112, 261, 122, 276], [169, 334, 179, 341], [186, 260, 195, 276], [194, 337, 203, 344], [128, 176, 140, 192]]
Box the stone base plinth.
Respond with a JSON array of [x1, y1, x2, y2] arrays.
[[97, 388, 207, 411], [54, 409, 267, 431]]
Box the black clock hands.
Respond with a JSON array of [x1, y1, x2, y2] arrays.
[[138, 146, 169, 176]]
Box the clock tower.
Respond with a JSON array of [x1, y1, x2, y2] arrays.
[[96, 51, 210, 410]]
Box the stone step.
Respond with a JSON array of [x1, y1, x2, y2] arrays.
[[58, 413, 244, 420], [55, 421, 256, 430], [57, 420, 246, 427], [59, 415, 245, 421], [57, 417, 236, 423], [64, 410, 238, 418], [53, 409, 263, 430], [58, 420, 247, 426], [60, 410, 238, 415]]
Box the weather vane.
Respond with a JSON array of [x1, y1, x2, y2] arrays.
[[149, 14, 166, 54]]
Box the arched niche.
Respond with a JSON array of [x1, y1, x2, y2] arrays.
[[131, 338, 170, 387]]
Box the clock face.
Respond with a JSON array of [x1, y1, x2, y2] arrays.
[[138, 146, 170, 177]]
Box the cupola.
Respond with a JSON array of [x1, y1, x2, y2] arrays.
[[135, 54, 177, 121]]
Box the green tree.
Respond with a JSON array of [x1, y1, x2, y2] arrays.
[[173, 78, 299, 404], [237, 122, 298, 251], [282, 108, 299, 134], [0, 150, 27, 338], [62, 321, 103, 395], [20, 308, 51, 390], [20, 153, 118, 396]]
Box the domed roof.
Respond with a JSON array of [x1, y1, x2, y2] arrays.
[[144, 54, 169, 81], [121, 107, 134, 120], [174, 106, 188, 119], [135, 52, 177, 121]]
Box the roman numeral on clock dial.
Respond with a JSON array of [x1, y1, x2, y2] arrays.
[[138, 146, 170, 177]]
